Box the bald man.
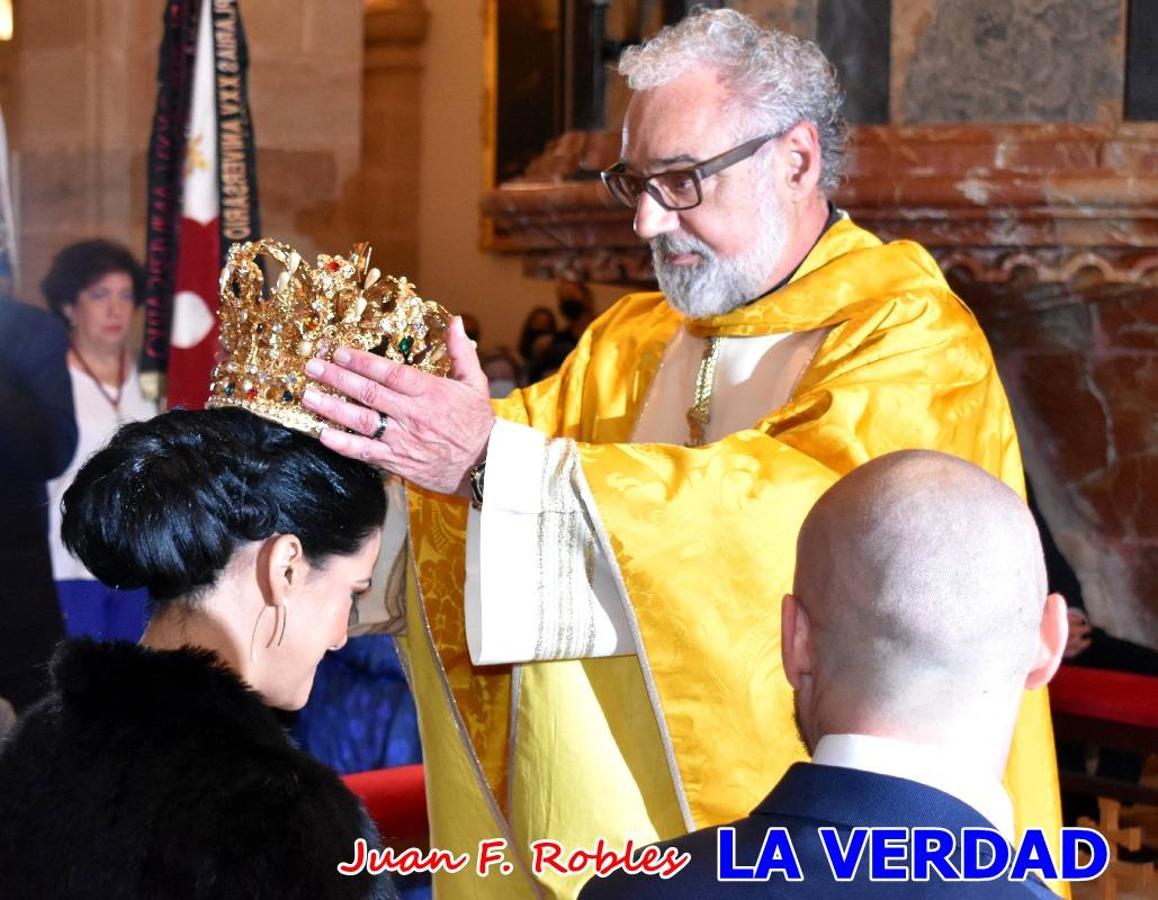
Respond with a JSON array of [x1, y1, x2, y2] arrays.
[[580, 451, 1066, 899]]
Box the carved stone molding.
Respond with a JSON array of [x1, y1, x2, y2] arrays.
[[937, 248, 1158, 287], [482, 123, 1158, 287]]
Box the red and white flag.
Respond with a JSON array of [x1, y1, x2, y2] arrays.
[[142, 0, 260, 409]]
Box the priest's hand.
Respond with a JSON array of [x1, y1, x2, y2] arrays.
[[300, 316, 495, 496]]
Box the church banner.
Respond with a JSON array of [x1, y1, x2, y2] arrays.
[[141, 0, 260, 409]]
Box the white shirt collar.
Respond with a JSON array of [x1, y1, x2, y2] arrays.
[[812, 733, 1014, 841]]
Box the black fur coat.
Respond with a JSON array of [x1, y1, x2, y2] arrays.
[[0, 640, 396, 900]]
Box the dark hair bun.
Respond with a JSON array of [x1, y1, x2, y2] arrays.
[[62, 408, 385, 603]]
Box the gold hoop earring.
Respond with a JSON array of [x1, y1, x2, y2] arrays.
[[276, 599, 289, 648], [249, 605, 271, 663]]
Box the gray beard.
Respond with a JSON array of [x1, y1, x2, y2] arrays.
[[651, 193, 789, 319]]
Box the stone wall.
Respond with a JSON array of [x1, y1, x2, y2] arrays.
[[243, 0, 364, 259], [1, 0, 363, 308], [732, 0, 817, 38], [894, 0, 1125, 124], [963, 276, 1158, 650], [735, 0, 1129, 125], [2, 0, 162, 305], [0, 0, 589, 354]]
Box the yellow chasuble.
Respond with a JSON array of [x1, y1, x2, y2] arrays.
[[397, 218, 1064, 899]]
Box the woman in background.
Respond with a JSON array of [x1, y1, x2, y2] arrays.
[[43, 239, 157, 641], [0, 407, 395, 900], [516, 304, 557, 383]]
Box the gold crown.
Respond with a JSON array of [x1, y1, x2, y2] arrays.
[[207, 238, 452, 434]]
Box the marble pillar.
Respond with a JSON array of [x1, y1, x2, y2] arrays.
[[893, 0, 1126, 124]]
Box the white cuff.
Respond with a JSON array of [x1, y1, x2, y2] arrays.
[[465, 418, 633, 664]]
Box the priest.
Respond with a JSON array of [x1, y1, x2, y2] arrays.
[[302, 9, 1063, 899]]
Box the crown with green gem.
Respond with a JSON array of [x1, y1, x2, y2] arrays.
[[207, 238, 452, 434]]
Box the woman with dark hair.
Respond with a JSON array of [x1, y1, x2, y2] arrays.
[[43, 238, 157, 642], [0, 406, 396, 900], [516, 305, 557, 381]]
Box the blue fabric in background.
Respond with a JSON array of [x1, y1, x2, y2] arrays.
[[293, 634, 428, 899], [293, 634, 422, 774], [57, 580, 149, 643]]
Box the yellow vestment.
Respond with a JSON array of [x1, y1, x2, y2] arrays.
[[397, 219, 1063, 898]]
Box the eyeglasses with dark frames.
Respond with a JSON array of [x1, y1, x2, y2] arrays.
[[600, 133, 780, 212]]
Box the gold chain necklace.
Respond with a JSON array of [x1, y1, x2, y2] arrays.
[[685, 334, 721, 447]]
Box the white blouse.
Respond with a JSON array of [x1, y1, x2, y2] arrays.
[[46, 363, 158, 582]]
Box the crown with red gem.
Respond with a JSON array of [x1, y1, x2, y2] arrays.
[[207, 238, 452, 434]]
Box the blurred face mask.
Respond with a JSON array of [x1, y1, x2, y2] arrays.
[[488, 378, 517, 399]]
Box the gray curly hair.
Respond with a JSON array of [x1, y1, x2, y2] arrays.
[[618, 7, 847, 192]]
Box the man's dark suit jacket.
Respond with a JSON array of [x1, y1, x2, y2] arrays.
[[0, 300, 75, 711], [579, 763, 1058, 899]]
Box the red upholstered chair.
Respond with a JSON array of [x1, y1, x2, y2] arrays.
[[1049, 665, 1158, 805], [343, 764, 429, 850]]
